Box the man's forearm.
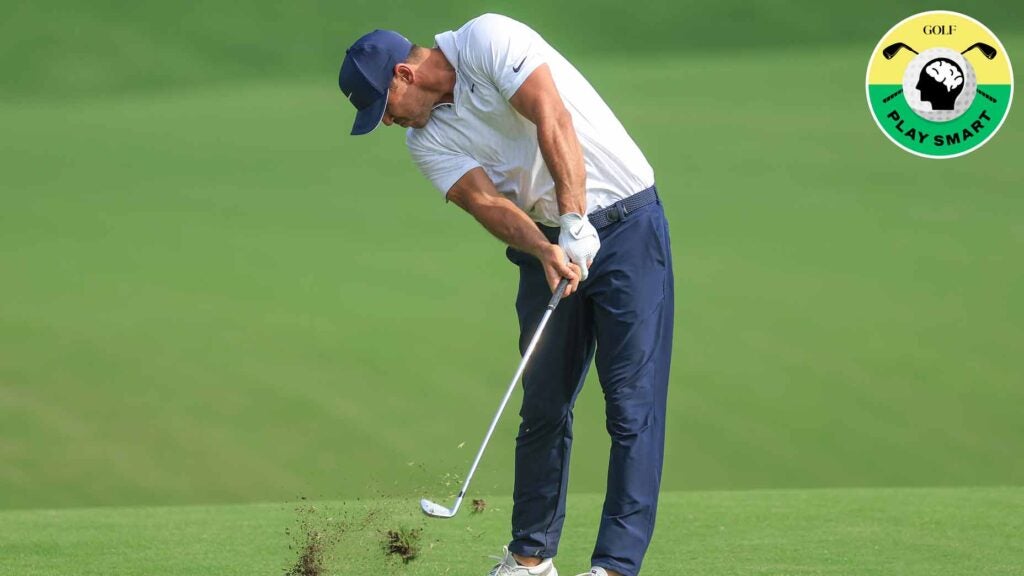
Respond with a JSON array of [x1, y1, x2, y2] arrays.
[[466, 194, 552, 259], [536, 110, 587, 216]]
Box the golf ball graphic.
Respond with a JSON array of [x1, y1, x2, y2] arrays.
[[902, 48, 977, 122]]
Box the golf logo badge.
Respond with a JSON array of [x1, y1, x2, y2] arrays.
[[866, 11, 1013, 158]]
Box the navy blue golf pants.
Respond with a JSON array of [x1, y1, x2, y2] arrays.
[[505, 191, 674, 576]]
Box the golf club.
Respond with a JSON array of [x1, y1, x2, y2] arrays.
[[421, 276, 571, 519], [962, 42, 998, 59], [883, 42, 918, 60], [882, 89, 904, 103]]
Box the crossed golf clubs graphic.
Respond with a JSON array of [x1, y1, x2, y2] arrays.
[[881, 42, 999, 105]]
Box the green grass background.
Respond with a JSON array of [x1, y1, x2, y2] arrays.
[[3, 488, 1023, 575], [1, 2, 1023, 572], [5, 1, 1022, 99]]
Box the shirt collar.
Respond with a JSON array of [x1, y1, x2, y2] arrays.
[[434, 30, 463, 115]]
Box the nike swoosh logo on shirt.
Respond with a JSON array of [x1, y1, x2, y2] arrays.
[[512, 56, 527, 73]]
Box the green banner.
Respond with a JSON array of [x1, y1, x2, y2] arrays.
[[868, 84, 1011, 156]]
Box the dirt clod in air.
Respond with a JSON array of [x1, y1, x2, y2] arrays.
[[284, 504, 345, 576], [283, 483, 435, 573], [472, 498, 487, 514], [382, 526, 422, 564]]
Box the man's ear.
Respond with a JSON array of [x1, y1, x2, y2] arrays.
[[394, 63, 414, 84]]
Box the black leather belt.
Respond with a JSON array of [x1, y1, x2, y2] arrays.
[[586, 185, 659, 230]]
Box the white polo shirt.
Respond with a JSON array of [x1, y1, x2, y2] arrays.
[[405, 13, 655, 227]]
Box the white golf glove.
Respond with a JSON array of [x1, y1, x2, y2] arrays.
[[558, 212, 601, 281]]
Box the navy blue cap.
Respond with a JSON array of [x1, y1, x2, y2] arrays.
[[339, 30, 413, 135]]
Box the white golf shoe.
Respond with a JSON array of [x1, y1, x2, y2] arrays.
[[574, 568, 610, 576], [487, 546, 558, 576]]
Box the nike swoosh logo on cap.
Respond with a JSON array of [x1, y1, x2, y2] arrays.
[[512, 56, 527, 73]]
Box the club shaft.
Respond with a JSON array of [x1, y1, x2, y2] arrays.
[[449, 279, 569, 513]]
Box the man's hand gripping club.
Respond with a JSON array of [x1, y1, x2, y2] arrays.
[[539, 243, 583, 298], [558, 212, 600, 281]]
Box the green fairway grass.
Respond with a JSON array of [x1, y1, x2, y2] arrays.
[[3, 38, 1024, 509], [2, 487, 1022, 575]]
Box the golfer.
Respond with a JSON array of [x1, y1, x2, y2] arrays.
[[339, 13, 674, 576]]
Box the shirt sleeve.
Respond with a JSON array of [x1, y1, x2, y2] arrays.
[[462, 14, 548, 101], [406, 129, 481, 199]]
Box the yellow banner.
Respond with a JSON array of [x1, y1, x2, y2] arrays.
[[867, 11, 1012, 84]]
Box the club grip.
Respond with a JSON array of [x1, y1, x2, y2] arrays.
[[547, 278, 571, 310]]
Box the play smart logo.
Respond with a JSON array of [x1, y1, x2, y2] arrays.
[[866, 11, 1013, 158]]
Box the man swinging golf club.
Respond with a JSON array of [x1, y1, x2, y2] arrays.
[[339, 13, 674, 576]]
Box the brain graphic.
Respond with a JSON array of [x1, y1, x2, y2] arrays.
[[924, 60, 964, 92]]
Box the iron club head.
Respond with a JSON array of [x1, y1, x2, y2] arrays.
[[962, 42, 997, 59], [420, 498, 456, 518], [883, 42, 919, 60]]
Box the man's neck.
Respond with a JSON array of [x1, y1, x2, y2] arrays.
[[424, 47, 456, 105]]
